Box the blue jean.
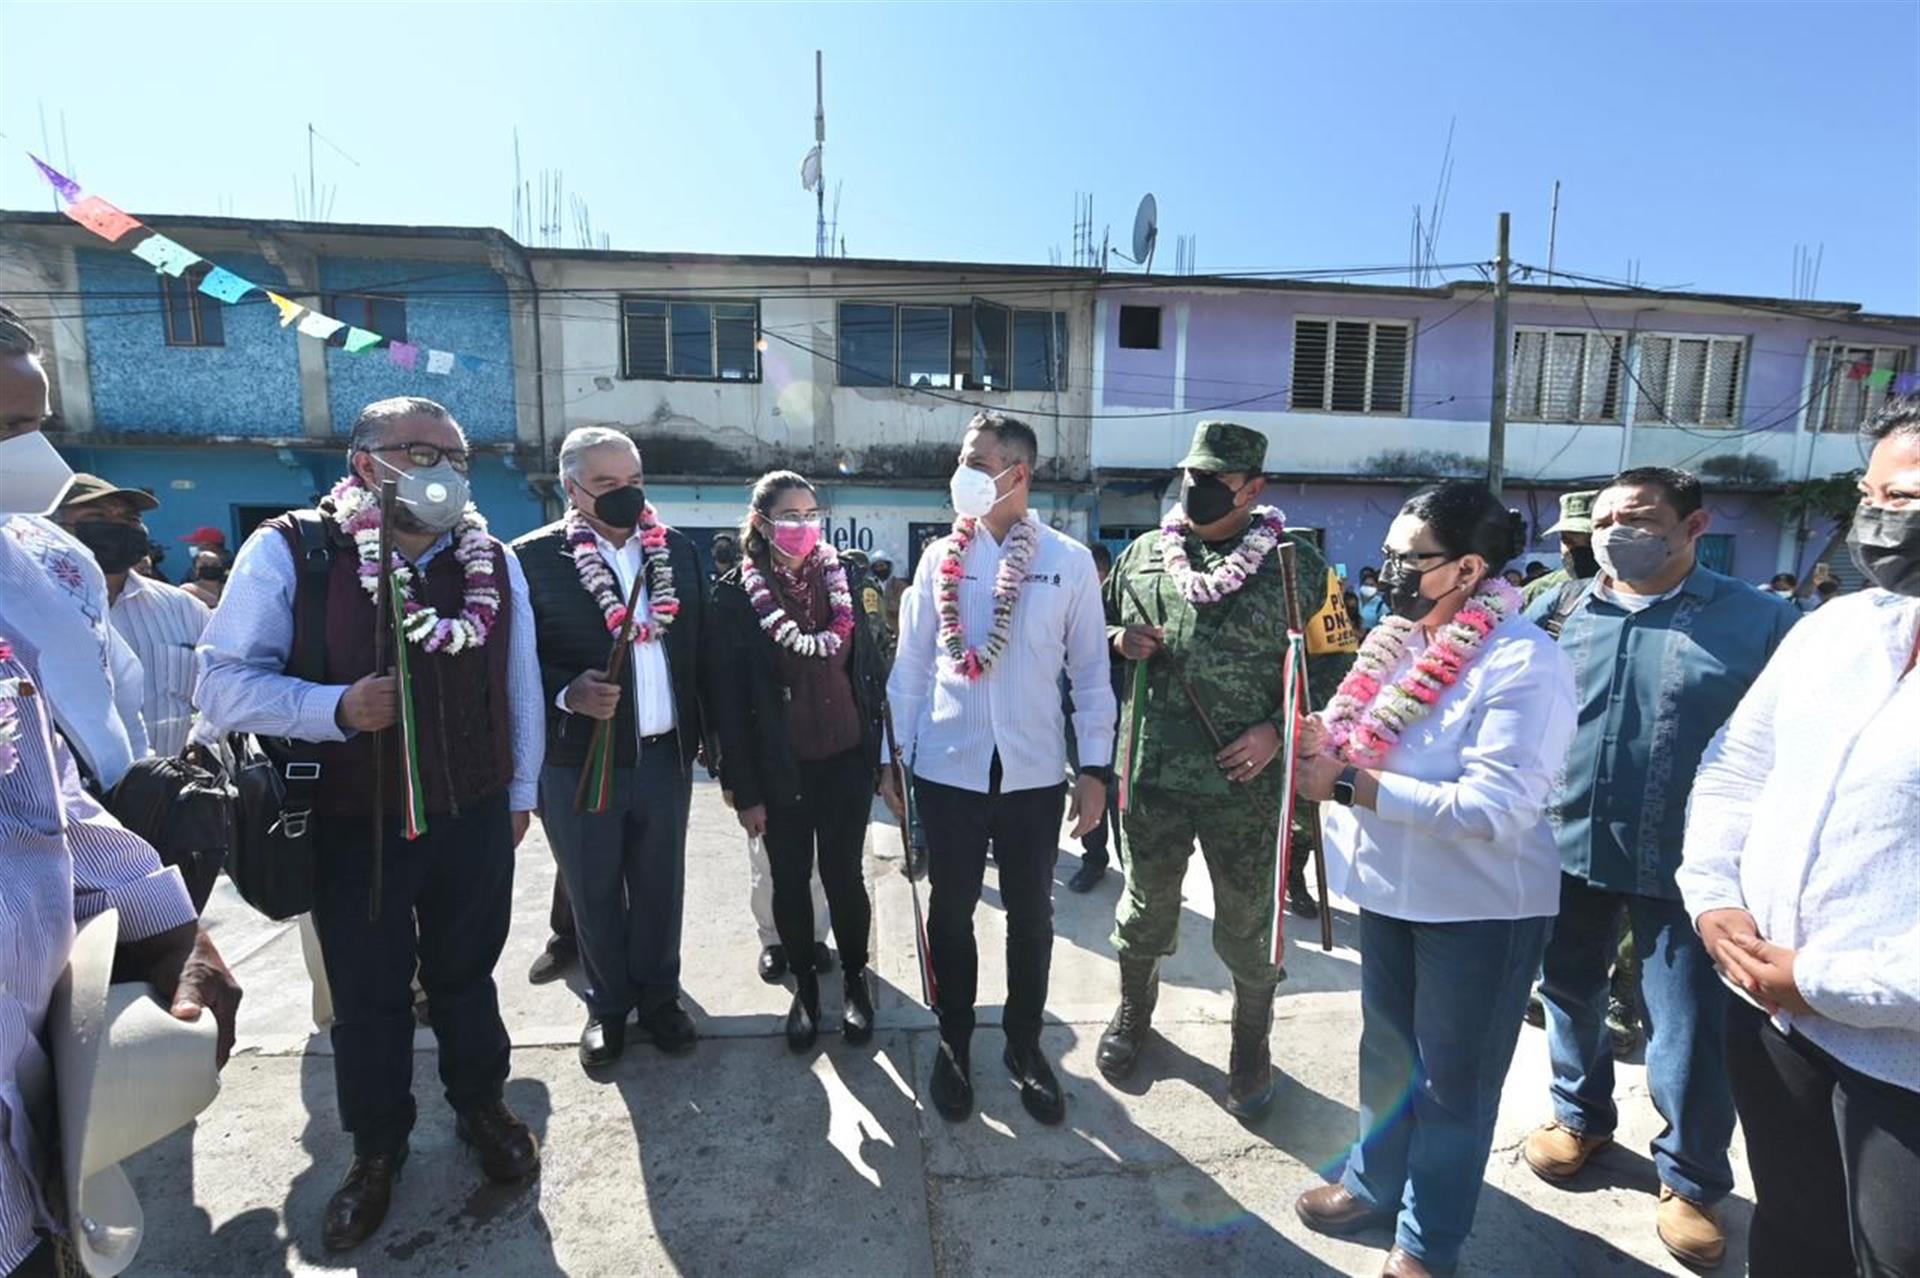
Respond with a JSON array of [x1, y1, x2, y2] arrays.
[[1341, 909, 1550, 1274], [1538, 873, 1735, 1203]]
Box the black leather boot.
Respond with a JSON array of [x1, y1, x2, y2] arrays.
[[1226, 980, 1278, 1119], [787, 969, 821, 1052], [321, 1146, 408, 1252], [1096, 956, 1159, 1081], [842, 967, 875, 1046], [455, 1100, 540, 1183]]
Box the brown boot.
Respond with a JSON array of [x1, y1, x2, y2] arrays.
[[1656, 1186, 1726, 1268], [1294, 1183, 1395, 1237], [1522, 1119, 1613, 1181]]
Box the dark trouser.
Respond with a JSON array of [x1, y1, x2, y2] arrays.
[[1077, 770, 1121, 869], [765, 747, 873, 975], [538, 739, 691, 1022], [1341, 909, 1550, 1275], [549, 874, 575, 944], [7, 1237, 58, 1278], [1725, 997, 1920, 1278], [311, 791, 514, 1157], [915, 756, 1066, 1052], [1539, 873, 1735, 1203]]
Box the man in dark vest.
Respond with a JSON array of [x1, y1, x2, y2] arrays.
[[511, 426, 715, 1070], [196, 397, 545, 1252]]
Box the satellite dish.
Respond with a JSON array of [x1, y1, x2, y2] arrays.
[[1131, 194, 1158, 271]]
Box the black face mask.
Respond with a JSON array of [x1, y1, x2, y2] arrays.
[[1180, 471, 1242, 528], [1848, 504, 1920, 597], [872, 565, 891, 581], [588, 483, 647, 529], [1380, 557, 1458, 623], [73, 521, 149, 575], [1562, 544, 1600, 580], [196, 564, 228, 583]]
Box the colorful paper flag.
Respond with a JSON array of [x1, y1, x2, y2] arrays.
[[456, 353, 487, 374], [129, 234, 203, 278], [1864, 368, 1895, 389], [424, 348, 455, 376], [342, 327, 382, 354], [388, 341, 421, 371], [266, 292, 304, 327], [196, 266, 257, 304], [1893, 371, 1920, 397], [63, 195, 143, 243], [295, 311, 345, 342], [29, 154, 82, 204], [1847, 361, 1872, 380]]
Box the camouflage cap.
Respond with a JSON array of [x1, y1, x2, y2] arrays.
[[1544, 489, 1598, 536], [1176, 421, 1268, 475]]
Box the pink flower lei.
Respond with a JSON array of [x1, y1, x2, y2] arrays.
[[1159, 504, 1287, 604], [739, 544, 856, 658], [937, 515, 1041, 681], [565, 505, 680, 642], [327, 476, 501, 654], [1317, 577, 1523, 767]]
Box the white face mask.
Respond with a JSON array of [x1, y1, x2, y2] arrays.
[[0, 429, 75, 515], [949, 464, 1015, 521]]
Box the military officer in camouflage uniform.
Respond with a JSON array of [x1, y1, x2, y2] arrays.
[[1097, 421, 1344, 1119]]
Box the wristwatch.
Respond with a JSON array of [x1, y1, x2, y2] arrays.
[[1332, 766, 1360, 808]]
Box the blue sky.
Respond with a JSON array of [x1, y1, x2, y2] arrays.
[[2, 1, 1915, 311]]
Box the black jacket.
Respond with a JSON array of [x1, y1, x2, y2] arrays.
[[511, 519, 715, 774], [709, 559, 885, 812]]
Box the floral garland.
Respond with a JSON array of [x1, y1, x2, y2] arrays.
[[327, 477, 501, 654], [740, 544, 855, 658], [938, 515, 1041, 680], [1317, 577, 1523, 767], [1159, 505, 1287, 604], [0, 640, 20, 778], [565, 505, 679, 642]]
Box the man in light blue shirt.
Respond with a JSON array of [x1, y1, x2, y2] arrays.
[[1521, 466, 1797, 1268]]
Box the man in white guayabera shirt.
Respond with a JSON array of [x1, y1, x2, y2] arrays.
[[882, 412, 1116, 1128]]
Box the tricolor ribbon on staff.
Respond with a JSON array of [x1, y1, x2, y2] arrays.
[[579, 707, 619, 814], [387, 579, 430, 841], [1268, 633, 1311, 967]]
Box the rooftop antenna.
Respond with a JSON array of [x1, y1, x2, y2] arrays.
[[302, 124, 360, 221], [1110, 194, 1158, 273], [813, 51, 828, 258], [1546, 178, 1560, 285]]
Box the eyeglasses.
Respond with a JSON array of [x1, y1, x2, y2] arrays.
[[365, 442, 472, 473], [766, 511, 826, 526], [1379, 547, 1454, 572]]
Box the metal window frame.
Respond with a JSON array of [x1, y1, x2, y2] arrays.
[[324, 291, 407, 346], [1805, 339, 1913, 434], [1634, 330, 1748, 428], [1292, 314, 1413, 416], [618, 294, 761, 383], [1117, 304, 1163, 351], [160, 269, 223, 348], [837, 299, 1066, 391], [897, 304, 955, 389], [1510, 324, 1626, 424]]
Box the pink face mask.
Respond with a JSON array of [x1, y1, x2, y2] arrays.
[[769, 518, 821, 559]]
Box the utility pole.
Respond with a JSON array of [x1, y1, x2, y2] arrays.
[[1488, 211, 1511, 498]]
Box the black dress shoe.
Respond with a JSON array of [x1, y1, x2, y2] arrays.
[[811, 942, 835, 974], [322, 1147, 407, 1252], [929, 1041, 973, 1121], [1287, 879, 1321, 921], [638, 1001, 698, 1055], [455, 1100, 540, 1184], [1067, 860, 1107, 894], [842, 968, 875, 1046], [787, 971, 820, 1053], [527, 937, 576, 985], [758, 945, 789, 984], [1003, 1042, 1066, 1126], [579, 1016, 625, 1068]]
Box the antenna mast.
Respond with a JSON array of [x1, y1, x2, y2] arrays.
[[814, 50, 827, 259]]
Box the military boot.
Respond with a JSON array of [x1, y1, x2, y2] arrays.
[[1226, 980, 1278, 1119], [1096, 957, 1160, 1081]]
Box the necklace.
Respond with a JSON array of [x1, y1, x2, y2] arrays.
[[741, 545, 855, 658], [327, 478, 501, 654], [1319, 578, 1523, 766], [937, 515, 1041, 680], [1158, 505, 1287, 604], [565, 506, 680, 641]]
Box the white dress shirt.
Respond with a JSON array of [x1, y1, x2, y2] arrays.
[[110, 571, 210, 758], [195, 521, 546, 812], [1323, 614, 1577, 923], [887, 514, 1115, 794], [552, 528, 675, 740], [1678, 589, 1920, 1091]]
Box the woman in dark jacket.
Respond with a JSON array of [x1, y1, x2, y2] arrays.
[[711, 470, 885, 1051]]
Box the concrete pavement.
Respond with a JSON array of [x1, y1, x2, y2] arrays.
[[127, 777, 1754, 1276]]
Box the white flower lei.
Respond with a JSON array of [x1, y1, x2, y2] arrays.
[[327, 477, 502, 654], [1158, 505, 1287, 604]]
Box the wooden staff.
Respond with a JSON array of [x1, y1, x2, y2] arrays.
[[882, 706, 936, 1008], [369, 479, 398, 922], [572, 558, 651, 812], [1276, 542, 1334, 952]]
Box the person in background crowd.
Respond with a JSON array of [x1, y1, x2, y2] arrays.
[[54, 475, 211, 759], [513, 426, 714, 1070], [1763, 571, 1797, 599], [1678, 398, 1920, 1278], [1524, 560, 1549, 583], [711, 532, 740, 580], [711, 471, 885, 1051], [198, 396, 544, 1250], [882, 412, 1114, 1126], [1523, 466, 1798, 1269], [181, 548, 230, 608], [1523, 490, 1602, 633], [879, 548, 909, 640], [1811, 576, 1841, 608], [1356, 565, 1389, 630], [1503, 567, 1526, 588], [1293, 480, 1575, 1278], [1066, 540, 1125, 894], [0, 304, 149, 791], [1344, 588, 1365, 636]]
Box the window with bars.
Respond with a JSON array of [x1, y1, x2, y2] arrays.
[[1510, 328, 1624, 422], [619, 297, 760, 382], [1807, 341, 1910, 433], [1632, 334, 1746, 427], [836, 300, 1067, 391], [161, 267, 224, 347], [1289, 318, 1411, 414]]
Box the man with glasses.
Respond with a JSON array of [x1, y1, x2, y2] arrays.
[[197, 396, 546, 1252]]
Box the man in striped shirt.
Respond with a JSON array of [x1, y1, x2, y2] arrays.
[[54, 475, 211, 758]]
